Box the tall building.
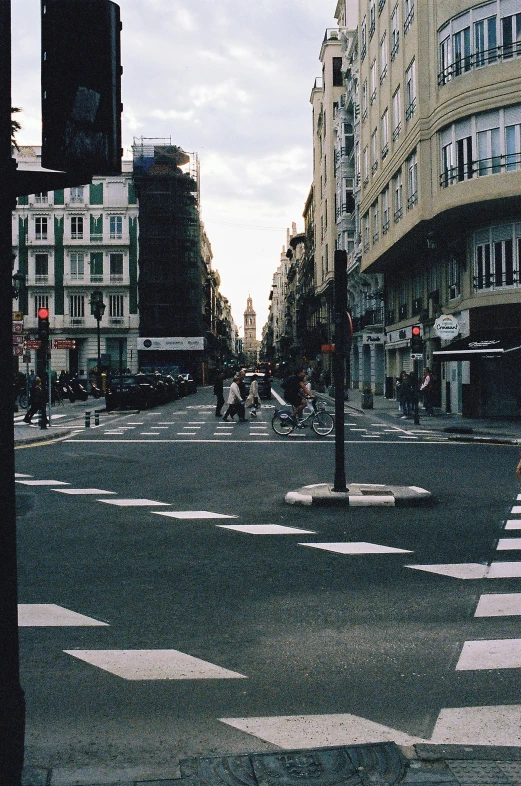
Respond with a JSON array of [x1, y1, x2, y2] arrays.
[[12, 146, 139, 377], [356, 0, 521, 416], [243, 296, 259, 365]]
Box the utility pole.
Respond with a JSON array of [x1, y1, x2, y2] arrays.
[[333, 249, 348, 492], [0, 1, 26, 782]]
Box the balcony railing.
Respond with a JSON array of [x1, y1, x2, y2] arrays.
[[403, 4, 414, 33], [405, 98, 416, 121], [438, 43, 521, 86], [440, 152, 521, 188], [392, 123, 401, 141], [391, 37, 399, 61]]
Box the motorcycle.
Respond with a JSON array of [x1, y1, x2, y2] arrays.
[[69, 378, 89, 402], [88, 380, 102, 398]]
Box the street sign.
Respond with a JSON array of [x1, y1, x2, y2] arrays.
[[411, 353, 424, 360], [12, 321, 23, 334], [13, 346, 23, 357], [53, 339, 76, 349], [24, 340, 41, 350], [12, 311, 23, 321], [12, 335, 23, 345]]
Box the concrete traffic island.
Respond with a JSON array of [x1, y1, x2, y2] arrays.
[[285, 482, 432, 507]]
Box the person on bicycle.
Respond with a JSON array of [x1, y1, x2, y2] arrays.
[[286, 368, 312, 421]]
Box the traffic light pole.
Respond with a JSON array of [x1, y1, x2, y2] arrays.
[[0, 1, 26, 783], [333, 250, 347, 493]]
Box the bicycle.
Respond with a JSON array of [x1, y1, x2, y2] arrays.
[[271, 405, 334, 436]]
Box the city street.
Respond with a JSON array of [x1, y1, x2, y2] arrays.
[[14, 384, 521, 777]]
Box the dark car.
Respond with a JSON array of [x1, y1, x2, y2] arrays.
[[180, 374, 197, 394], [105, 374, 156, 411], [242, 372, 271, 400]]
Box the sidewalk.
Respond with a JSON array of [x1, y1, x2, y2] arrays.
[[14, 398, 107, 446], [340, 387, 521, 445]]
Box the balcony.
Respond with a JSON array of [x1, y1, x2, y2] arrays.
[[440, 152, 521, 189], [438, 44, 521, 87]]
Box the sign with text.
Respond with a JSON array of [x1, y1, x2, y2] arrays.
[[434, 314, 459, 340], [25, 340, 41, 349], [363, 333, 384, 344], [53, 339, 76, 349], [137, 337, 205, 351]]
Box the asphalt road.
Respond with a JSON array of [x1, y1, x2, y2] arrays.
[[14, 385, 521, 774]]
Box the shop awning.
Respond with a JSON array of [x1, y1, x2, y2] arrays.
[[434, 331, 521, 361]]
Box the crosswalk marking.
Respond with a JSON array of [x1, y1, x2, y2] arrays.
[[497, 538, 521, 550], [151, 510, 237, 519], [430, 705, 521, 745], [217, 524, 317, 535], [98, 498, 170, 507], [505, 520, 521, 529], [15, 479, 70, 486], [64, 649, 247, 680], [18, 604, 108, 627], [406, 562, 521, 579], [475, 594, 521, 617], [456, 639, 521, 670], [52, 488, 116, 495], [487, 562, 521, 578], [300, 542, 413, 555]]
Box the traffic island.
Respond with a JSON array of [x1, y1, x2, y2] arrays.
[[285, 482, 431, 507]]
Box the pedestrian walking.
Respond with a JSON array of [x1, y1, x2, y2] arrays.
[[245, 374, 260, 417], [23, 376, 48, 425], [223, 375, 247, 422], [397, 371, 413, 418], [213, 370, 225, 416], [420, 367, 434, 416]]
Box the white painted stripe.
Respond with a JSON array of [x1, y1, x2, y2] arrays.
[[399, 435, 418, 439], [409, 486, 430, 494], [497, 538, 521, 550], [349, 495, 395, 507], [405, 563, 489, 579], [219, 713, 424, 748], [52, 488, 116, 495], [152, 510, 237, 519], [456, 638, 521, 670], [15, 473, 33, 477], [15, 479, 70, 486], [64, 649, 247, 680], [285, 491, 313, 506], [512, 507, 521, 514], [517, 494, 521, 501], [98, 498, 170, 507], [139, 432, 162, 436], [19, 604, 108, 627], [487, 562, 521, 578], [475, 594, 521, 617], [300, 542, 412, 554], [430, 705, 521, 745], [505, 520, 521, 529], [218, 525, 317, 535]]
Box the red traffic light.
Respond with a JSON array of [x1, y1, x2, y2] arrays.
[[411, 325, 421, 336], [37, 307, 49, 320]]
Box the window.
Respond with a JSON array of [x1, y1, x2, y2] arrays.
[[454, 26, 471, 75], [382, 186, 390, 233], [474, 225, 520, 290], [392, 86, 402, 140], [381, 109, 389, 158], [391, 4, 400, 59], [34, 294, 49, 317], [90, 252, 103, 282], [34, 192, 48, 204], [110, 217, 122, 241], [363, 212, 370, 251], [380, 32, 388, 82], [502, 12, 521, 58], [70, 252, 85, 280], [361, 16, 367, 60], [393, 169, 403, 221], [332, 57, 343, 87], [70, 186, 84, 203], [441, 141, 454, 187], [447, 254, 461, 298], [370, 59, 377, 103], [109, 294, 124, 318], [69, 294, 85, 319], [363, 146, 369, 184], [34, 254, 48, 282], [404, 0, 414, 32], [362, 79, 368, 119], [372, 200, 379, 243], [71, 216, 83, 239], [475, 15, 497, 67], [371, 129, 379, 173], [35, 216, 47, 240], [405, 60, 416, 120], [398, 282, 408, 319], [110, 253, 124, 281], [370, 0, 376, 37], [407, 150, 418, 207]]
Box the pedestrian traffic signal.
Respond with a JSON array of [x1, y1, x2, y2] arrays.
[[41, 0, 122, 175], [37, 307, 50, 342], [410, 324, 423, 354]]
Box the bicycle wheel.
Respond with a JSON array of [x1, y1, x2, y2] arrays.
[[312, 410, 334, 436], [18, 393, 28, 409], [272, 411, 295, 435]]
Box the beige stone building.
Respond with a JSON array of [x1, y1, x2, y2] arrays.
[[243, 296, 259, 366], [357, 0, 521, 416]]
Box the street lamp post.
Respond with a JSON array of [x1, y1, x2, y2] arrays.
[[90, 290, 106, 387]]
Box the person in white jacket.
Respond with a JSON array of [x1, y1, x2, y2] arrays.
[[222, 376, 247, 422], [245, 374, 260, 417]]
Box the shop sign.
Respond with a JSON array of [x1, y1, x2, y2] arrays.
[[434, 314, 459, 340], [363, 333, 384, 344], [137, 337, 205, 351]]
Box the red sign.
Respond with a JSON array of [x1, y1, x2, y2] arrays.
[[53, 339, 76, 349], [12, 335, 23, 345], [25, 339, 41, 349], [321, 344, 336, 353], [13, 346, 23, 356], [12, 321, 23, 334]]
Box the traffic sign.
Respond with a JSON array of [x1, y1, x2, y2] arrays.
[[53, 339, 76, 349], [24, 339, 41, 349]]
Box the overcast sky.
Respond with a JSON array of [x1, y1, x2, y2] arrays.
[[11, 1, 338, 336]]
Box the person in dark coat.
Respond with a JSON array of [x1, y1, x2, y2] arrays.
[[213, 370, 225, 416], [23, 377, 48, 425]]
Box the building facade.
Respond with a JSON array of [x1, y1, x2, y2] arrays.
[[13, 146, 139, 378], [242, 296, 259, 366], [357, 0, 521, 416]]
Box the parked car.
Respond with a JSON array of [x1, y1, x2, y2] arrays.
[[105, 374, 156, 411], [180, 374, 197, 394], [242, 372, 271, 400]]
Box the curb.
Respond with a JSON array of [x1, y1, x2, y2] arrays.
[[285, 482, 431, 507], [15, 428, 76, 447]]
